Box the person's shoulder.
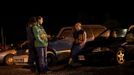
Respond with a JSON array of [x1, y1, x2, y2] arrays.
[[32, 24, 38, 29], [33, 23, 38, 27], [80, 29, 86, 33]]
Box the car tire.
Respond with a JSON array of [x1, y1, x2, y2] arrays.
[[115, 47, 126, 65], [47, 53, 57, 66], [4, 54, 14, 66]]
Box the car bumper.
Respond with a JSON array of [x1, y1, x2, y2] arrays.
[[13, 55, 28, 65], [77, 51, 114, 63]]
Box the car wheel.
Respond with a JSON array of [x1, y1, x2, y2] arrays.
[[4, 54, 14, 66], [47, 53, 57, 66], [115, 47, 125, 65]]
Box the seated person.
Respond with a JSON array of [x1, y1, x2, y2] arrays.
[[126, 27, 134, 43], [108, 30, 117, 39]]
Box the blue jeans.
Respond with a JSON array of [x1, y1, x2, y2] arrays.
[[36, 47, 48, 72], [28, 44, 38, 72], [71, 44, 83, 61]]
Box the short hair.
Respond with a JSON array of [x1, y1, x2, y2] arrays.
[[75, 21, 82, 24], [28, 17, 36, 25], [36, 16, 43, 20], [76, 22, 82, 24], [75, 22, 82, 27]]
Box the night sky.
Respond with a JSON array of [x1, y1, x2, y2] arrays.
[[1, 3, 134, 44]]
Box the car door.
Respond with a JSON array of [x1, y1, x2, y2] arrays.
[[48, 28, 73, 51], [124, 44, 134, 59]]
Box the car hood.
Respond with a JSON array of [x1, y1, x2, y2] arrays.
[[48, 39, 73, 51]]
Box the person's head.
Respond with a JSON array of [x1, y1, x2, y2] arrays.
[[128, 25, 134, 31], [36, 16, 43, 25], [110, 30, 117, 38], [74, 22, 82, 31], [28, 17, 37, 26], [128, 27, 134, 34]]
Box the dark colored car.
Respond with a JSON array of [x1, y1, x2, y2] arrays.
[[76, 28, 129, 65]]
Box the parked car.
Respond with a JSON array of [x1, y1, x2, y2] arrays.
[[76, 28, 131, 65], [48, 25, 110, 63], [0, 44, 16, 65], [13, 25, 111, 65], [13, 41, 55, 66]]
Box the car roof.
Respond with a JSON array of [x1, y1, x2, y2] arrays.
[[60, 25, 107, 29], [57, 25, 107, 37]]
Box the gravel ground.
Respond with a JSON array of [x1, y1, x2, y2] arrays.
[[0, 61, 134, 75]]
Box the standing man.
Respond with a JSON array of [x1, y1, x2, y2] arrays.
[[32, 16, 50, 74], [26, 17, 38, 73], [68, 22, 87, 65]]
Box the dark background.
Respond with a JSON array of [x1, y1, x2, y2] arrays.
[[0, 2, 134, 44]]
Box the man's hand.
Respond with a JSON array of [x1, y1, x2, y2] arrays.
[[47, 35, 51, 38], [40, 34, 47, 40]]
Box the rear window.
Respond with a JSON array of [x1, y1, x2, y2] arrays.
[[58, 25, 109, 41], [82, 25, 108, 40], [91, 28, 106, 37], [59, 29, 73, 38]]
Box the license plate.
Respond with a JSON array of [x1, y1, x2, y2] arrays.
[[78, 55, 85, 60], [14, 59, 24, 62]]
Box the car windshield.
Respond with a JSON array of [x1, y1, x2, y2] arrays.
[[115, 29, 128, 37]]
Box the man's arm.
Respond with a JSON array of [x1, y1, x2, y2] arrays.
[[80, 31, 87, 46], [83, 31, 87, 43]]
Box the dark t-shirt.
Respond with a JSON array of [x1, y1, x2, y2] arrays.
[[73, 29, 85, 44], [26, 25, 34, 44]]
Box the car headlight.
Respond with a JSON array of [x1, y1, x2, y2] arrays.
[[12, 49, 17, 54], [92, 47, 110, 52]]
